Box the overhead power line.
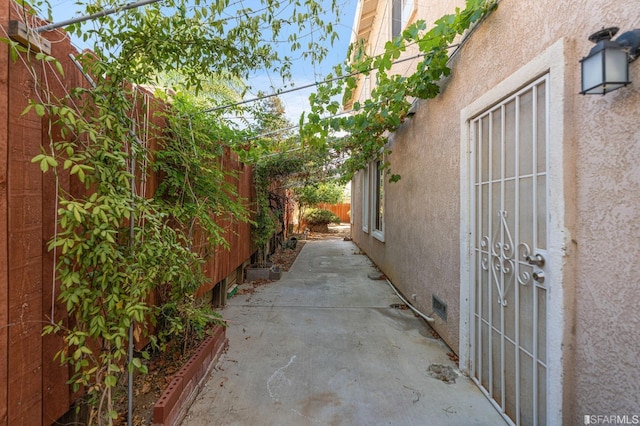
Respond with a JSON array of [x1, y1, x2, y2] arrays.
[[33, 0, 461, 121], [35, 0, 162, 33], [248, 107, 355, 141], [203, 71, 360, 113], [204, 43, 460, 114]]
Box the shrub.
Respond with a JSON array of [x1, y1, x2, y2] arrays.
[[304, 208, 340, 225]]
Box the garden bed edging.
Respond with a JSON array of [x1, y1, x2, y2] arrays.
[[152, 325, 228, 426], [245, 263, 282, 282]]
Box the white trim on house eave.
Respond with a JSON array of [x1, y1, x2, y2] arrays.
[[352, 0, 379, 46]]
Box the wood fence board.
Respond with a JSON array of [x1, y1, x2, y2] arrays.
[[194, 153, 254, 297], [7, 47, 43, 424], [41, 30, 81, 422], [7, 340, 41, 425], [317, 202, 351, 223], [0, 2, 9, 423]]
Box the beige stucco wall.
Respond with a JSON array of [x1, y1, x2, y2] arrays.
[[571, 27, 640, 426], [350, 0, 640, 422]]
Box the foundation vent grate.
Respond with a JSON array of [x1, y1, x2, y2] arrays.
[[432, 295, 447, 321]]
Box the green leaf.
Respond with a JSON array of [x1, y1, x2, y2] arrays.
[[72, 206, 81, 222], [31, 154, 45, 163], [34, 103, 45, 117], [105, 375, 117, 388], [20, 104, 33, 117], [55, 60, 64, 77]]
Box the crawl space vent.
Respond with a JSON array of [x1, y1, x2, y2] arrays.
[[432, 295, 447, 321]]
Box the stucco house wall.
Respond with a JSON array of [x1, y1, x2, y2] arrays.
[[350, 0, 640, 423]]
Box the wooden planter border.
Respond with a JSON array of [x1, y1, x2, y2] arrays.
[[152, 325, 228, 426]]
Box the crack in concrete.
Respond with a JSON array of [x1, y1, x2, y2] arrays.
[[267, 355, 296, 401]]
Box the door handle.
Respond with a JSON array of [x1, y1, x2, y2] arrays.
[[525, 253, 545, 267], [532, 271, 545, 283]]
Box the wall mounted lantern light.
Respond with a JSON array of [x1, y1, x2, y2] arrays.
[[580, 27, 640, 95]]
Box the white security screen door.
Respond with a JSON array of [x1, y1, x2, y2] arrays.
[[470, 76, 548, 426]]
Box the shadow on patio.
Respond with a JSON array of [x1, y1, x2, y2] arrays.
[[180, 235, 506, 425]]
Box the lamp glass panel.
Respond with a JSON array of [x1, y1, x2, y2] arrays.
[[604, 48, 629, 83], [581, 51, 604, 93]]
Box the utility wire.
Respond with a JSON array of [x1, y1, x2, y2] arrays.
[[35, 0, 162, 33], [32, 0, 459, 118], [33, 0, 469, 134], [203, 72, 357, 113], [248, 107, 355, 142], [205, 44, 459, 114]]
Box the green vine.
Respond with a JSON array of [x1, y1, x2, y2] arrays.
[[33, 80, 203, 422], [253, 152, 305, 263], [303, 0, 498, 182], [154, 91, 250, 250], [151, 89, 252, 351], [2, 0, 497, 422], [5, 0, 341, 423]]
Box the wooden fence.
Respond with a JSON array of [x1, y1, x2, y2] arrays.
[[317, 202, 351, 223], [0, 5, 255, 424]]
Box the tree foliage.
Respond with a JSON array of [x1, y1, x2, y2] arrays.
[[301, 0, 497, 183], [7, 0, 340, 423], [60, 0, 340, 92], [2, 0, 498, 423], [293, 182, 345, 207], [304, 208, 341, 225]]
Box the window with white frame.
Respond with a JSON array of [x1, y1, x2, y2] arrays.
[[371, 160, 385, 241], [361, 165, 369, 233]]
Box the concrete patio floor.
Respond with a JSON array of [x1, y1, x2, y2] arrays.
[[181, 238, 506, 426]]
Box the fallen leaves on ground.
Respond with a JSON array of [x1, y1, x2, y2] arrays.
[[270, 241, 306, 271]]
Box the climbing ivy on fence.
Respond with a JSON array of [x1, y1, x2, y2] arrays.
[[252, 152, 305, 262], [1, 0, 497, 422], [4, 0, 340, 423], [31, 78, 207, 422], [152, 89, 254, 350]]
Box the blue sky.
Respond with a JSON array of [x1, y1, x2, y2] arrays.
[[255, 0, 358, 123], [47, 0, 358, 123]]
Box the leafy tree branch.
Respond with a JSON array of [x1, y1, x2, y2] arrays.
[[303, 0, 497, 183]]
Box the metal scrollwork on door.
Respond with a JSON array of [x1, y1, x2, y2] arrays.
[[517, 243, 533, 286], [481, 210, 516, 306]]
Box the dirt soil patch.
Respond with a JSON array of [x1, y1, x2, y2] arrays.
[[113, 336, 206, 425], [306, 223, 351, 241], [270, 240, 306, 272]]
